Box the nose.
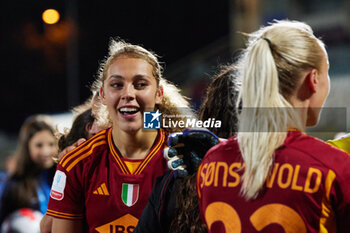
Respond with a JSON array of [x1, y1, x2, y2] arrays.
[[42, 145, 53, 157], [121, 84, 135, 101]]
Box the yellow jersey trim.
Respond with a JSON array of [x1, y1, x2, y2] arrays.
[[134, 129, 165, 175], [66, 140, 107, 172], [46, 209, 83, 220], [108, 128, 129, 174], [319, 170, 336, 233], [59, 130, 106, 167]]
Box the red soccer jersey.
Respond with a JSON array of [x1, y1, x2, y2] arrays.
[[47, 128, 168, 233], [197, 131, 350, 233]]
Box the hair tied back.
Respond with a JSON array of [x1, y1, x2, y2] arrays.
[[262, 37, 272, 50]]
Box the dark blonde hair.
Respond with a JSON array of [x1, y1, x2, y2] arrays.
[[94, 40, 163, 88], [92, 39, 193, 133]]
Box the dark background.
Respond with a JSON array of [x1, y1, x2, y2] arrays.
[[0, 0, 230, 133]]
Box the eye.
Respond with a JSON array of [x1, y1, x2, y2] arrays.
[[110, 82, 123, 88], [35, 143, 43, 148], [134, 81, 148, 89]]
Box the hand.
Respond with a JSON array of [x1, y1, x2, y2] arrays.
[[57, 138, 86, 161], [164, 128, 220, 177]]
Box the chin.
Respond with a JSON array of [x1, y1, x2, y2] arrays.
[[306, 115, 320, 127], [306, 109, 322, 127], [40, 161, 54, 170], [306, 120, 317, 127], [119, 123, 143, 133]]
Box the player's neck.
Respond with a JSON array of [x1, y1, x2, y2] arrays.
[[288, 97, 308, 131], [112, 128, 158, 159]]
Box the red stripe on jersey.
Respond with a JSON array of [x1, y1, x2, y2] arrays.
[[132, 184, 139, 204]]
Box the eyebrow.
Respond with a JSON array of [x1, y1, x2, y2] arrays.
[[108, 75, 123, 80], [108, 74, 153, 80]]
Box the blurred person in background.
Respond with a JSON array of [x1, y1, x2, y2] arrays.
[[1, 208, 43, 233], [197, 20, 350, 232], [0, 115, 58, 226], [0, 155, 17, 198], [327, 132, 350, 155], [57, 108, 96, 152], [56, 92, 107, 158], [40, 93, 107, 233]]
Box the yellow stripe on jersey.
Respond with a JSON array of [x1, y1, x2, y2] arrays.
[[196, 163, 204, 199], [59, 130, 106, 166], [137, 129, 165, 174], [108, 128, 129, 174], [108, 128, 165, 175], [66, 140, 107, 172], [101, 183, 110, 195], [46, 209, 83, 220], [124, 161, 142, 174], [134, 129, 165, 175], [327, 134, 350, 155], [319, 170, 337, 233]]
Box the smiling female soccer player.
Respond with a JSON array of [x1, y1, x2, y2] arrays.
[[197, 20, 350, 233], [46, 39, 191, 233]]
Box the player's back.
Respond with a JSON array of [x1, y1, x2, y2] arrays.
[[197, 130, 350, 233]]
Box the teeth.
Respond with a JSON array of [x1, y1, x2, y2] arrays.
[[120, 107, 138, 112]]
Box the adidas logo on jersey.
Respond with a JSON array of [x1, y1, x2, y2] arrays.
[[93, 183, 110, 196]]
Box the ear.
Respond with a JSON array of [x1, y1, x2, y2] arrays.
[[100, 87, 107, 105], [85, 122, 93, 133], [155, 85, 164, 104], [305, 69, 318, 93]]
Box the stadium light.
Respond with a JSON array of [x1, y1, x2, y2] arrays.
[[42, 9, 60, 24]]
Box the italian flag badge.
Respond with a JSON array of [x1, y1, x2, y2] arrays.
[[121, 183, 139, 207]]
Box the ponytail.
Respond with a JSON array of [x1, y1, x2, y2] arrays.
[[238, 38, 288, 199], [237, 20, 322, 199]]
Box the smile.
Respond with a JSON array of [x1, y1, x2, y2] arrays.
[[119, 107, 140, 115]]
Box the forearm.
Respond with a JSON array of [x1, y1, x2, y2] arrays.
[[40, 214, 53, 233], [52, 218, 83, 233]]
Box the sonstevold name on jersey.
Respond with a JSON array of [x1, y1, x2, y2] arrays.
[[162, 118, 221, 129]]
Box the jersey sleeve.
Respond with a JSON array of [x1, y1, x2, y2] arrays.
[[329, 161, 350, 232], [326, 135, 350, 231], [46, 162, 84, 220], [196, 152, 211, 226]]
